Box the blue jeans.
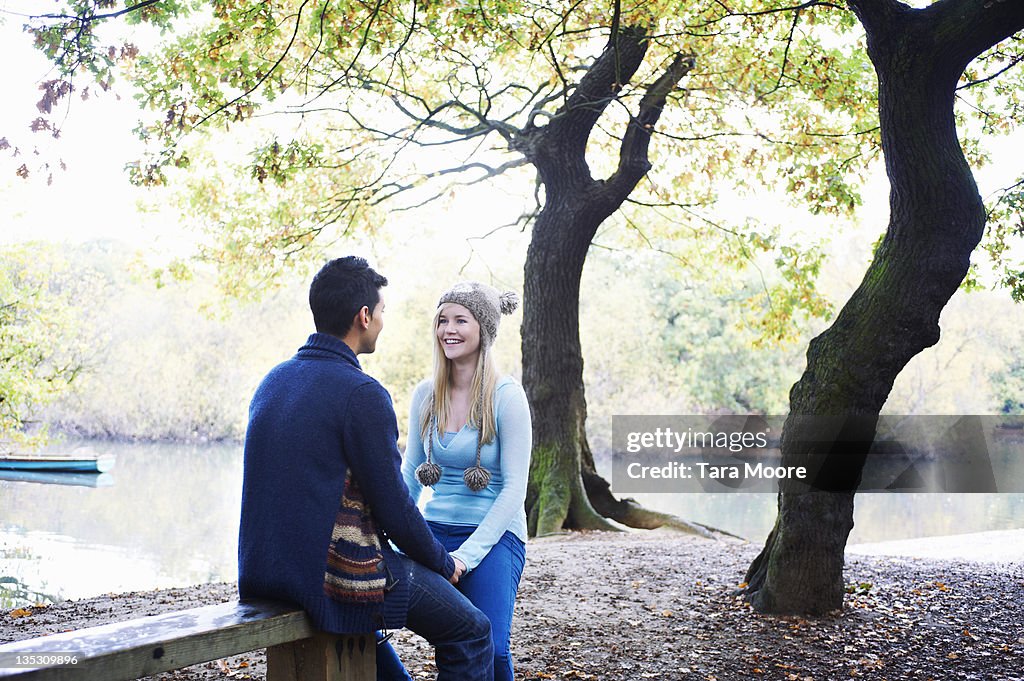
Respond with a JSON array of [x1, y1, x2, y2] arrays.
[[376, 554, 494, 681], [428, 522, 527, 681]]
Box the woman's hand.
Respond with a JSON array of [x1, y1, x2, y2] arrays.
[[450, 557, 467, 584]]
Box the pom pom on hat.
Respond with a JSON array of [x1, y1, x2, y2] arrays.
[[499, 290, 519, 315]]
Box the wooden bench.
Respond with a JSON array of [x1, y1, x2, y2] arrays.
[[0, 599, 375, 680]]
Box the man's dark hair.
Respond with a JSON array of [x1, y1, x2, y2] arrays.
[[309, 257, 388, 337]]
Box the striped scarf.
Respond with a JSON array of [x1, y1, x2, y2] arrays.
[[323, 470, 387, 603]]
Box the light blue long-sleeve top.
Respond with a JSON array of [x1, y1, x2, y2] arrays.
[[401, 375, 532, 571]]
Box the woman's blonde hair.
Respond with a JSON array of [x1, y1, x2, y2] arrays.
[[419, 305, 499, 444]]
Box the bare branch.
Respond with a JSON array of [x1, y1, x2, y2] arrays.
[[624, 197, 701, 209], [544, 40, 571, 118], [984, 175, 1024, 222], [617, 213, 692, 266], [386, 92, 518, 140], [388, 0, 419, 76], [653, 125, 879, 148], [607, 0, 622, 50], [467, 222, 523, 243], [536, 0, 590, 50], [372, 157, 530, 210], [499, 80, 564, 124], [291, 0, 332, 91]]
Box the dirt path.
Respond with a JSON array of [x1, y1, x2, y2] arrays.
[[3, 530, 1022, 680]]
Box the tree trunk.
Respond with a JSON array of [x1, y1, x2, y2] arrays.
[[743, 0, 1024, 615], [522, 194, 620, 535], [516, 27, 696, 535]]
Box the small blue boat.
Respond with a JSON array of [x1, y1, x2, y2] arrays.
[[0, 453, 115, 473], [0, 470, 114, 487]]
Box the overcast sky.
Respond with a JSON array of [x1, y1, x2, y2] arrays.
[[0, 10, 184, 250]]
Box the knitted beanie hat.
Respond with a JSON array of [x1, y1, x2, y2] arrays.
[[436, 281, 519, 347]]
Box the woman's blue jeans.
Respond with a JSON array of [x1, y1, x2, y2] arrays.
[[376, 553, 494, 681], [428, 522, 527, 681]]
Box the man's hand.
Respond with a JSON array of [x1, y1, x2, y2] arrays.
[[449, 558, 466, 585]]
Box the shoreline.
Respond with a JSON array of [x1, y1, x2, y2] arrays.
[[3, 530, 1022, 680], [39, 415, 1024, 450], [846, 527, 1024, 565]]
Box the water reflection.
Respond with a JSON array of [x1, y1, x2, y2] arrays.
[[0, 529, 187, 610]]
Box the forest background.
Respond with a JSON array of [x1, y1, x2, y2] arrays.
[[5, 223, 1024, 451]]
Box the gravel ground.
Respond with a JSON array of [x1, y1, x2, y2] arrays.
[[3, 530, 1023, 680]]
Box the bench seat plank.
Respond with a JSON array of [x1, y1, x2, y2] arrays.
[[0, 599, 315, 680]]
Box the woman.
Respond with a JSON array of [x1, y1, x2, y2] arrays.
[[401, 281, 532, 681]]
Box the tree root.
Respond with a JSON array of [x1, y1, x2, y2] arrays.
[[581, 469, 739, 540]]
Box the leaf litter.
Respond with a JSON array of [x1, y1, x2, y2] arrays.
[[1, 530, 1021, 680]]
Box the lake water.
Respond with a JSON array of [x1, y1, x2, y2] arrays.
[[0, 441, 241, 609], [1, 440, 1022, 609]]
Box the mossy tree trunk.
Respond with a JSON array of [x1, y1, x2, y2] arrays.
[[515, 27, 694, 536], [743, 0, 1024, 615]]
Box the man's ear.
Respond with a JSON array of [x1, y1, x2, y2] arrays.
[[356, 305, 371, 329]]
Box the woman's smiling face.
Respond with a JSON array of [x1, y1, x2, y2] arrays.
[[436, 303, 481, 362]]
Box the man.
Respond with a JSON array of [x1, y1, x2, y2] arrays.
[[238, 256, 493, 680]]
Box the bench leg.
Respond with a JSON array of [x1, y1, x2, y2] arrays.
[[267, 632, 376, 681]]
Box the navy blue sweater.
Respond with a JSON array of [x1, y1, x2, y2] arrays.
[[238, 333, 456, 633]]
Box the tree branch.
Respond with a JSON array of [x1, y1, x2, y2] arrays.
[[30, 0, 162, 24], [372, 157, 530, 210], [693, 0, 845, 29], [849, 0, 1024, 74], [303, 0, 385, 105], [845, 0, 908, 48], [758, 7, 804, 100], [191, 0, 312, 131], [957, 52, 1024, 90], [936, 2, 1024, 70], [605, 53, 696, 203], [386, 91, 519, 141], [340, 109, 490, 149], [544, 24, 650, 156]]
